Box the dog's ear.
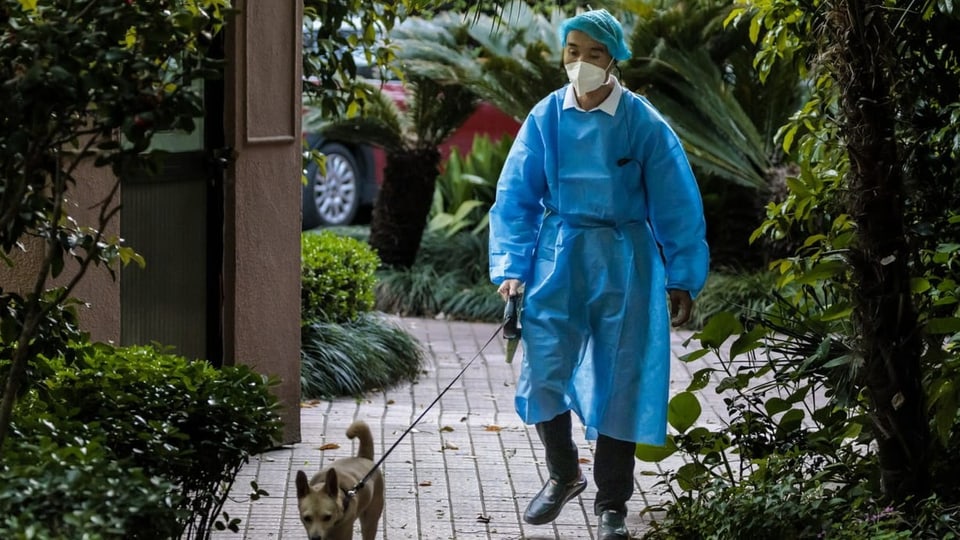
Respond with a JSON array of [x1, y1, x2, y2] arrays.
[[295, 470, 311, 499], [323, 467, 339, 497]]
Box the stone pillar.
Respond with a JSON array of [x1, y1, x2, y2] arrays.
[[223, 0, 303, 444]]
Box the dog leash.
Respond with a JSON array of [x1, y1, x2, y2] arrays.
[[345, 320, 507, 500]]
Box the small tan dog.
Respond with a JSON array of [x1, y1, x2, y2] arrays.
[[295, 421, 384, 540]]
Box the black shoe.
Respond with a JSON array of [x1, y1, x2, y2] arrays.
[[598, 510, 630, 540], [522, 474, 588, 525]]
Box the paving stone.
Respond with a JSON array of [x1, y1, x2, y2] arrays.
[[211, 318, 721, 539]]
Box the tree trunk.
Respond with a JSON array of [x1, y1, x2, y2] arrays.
[[828, 0, 929, 500], [368, 148, 441, 268]]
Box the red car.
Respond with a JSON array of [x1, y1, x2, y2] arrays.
[[301, 80, 521, 229]]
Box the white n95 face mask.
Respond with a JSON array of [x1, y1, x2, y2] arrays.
[[565, 60, 611, 97]]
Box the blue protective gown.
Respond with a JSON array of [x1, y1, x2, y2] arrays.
[[488, 81, 709, 445]]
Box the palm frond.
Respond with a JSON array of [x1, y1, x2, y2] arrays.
[[620, 0, 807, 190], [304, 81, 408, 152], [390, 3, 565, 121], [408, 77, 480, 149]]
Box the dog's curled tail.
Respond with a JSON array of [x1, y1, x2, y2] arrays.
[[346, 420, 375, 461]]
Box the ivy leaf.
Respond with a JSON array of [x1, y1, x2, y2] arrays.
[[817, 303, 852, 322], [675, 462, 709, 492], [775, 408, 805, 438], [910, 277, 931, 294], [668, 392, 702, 433], [693, 311, 742, 349], [796, 259, 846, 284], [926, 317, 960, 335], [685, 368, 715, 392], [764, 397, 791, 416], [634, 435, 678, 462], [679, 348, 710, 363], [729, 325, 766, 359]]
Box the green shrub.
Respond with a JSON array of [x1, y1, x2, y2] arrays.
[[5, 344, 282, 539], [1, 418, 180, 540], [376, 230, 501, 321], [686, 269, 778, 329], [0, 290, 88, 401], [376, 263, 453, 318], [428, 134, 514, 237], [440, 283, 504, 322], [301, 313, 424, 399], [643, 455, 905, 540], [377, 237, 782, 326], [0, 289, 86, 364], [416, 227, 490, 285], [301, 230, 380, 323]]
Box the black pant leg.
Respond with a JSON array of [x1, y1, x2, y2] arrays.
[[535, 411, 580, 483], [593, 434, 635, 515]]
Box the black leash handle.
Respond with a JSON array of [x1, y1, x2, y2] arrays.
[[347, 321, 505, 497], [503, 294, 521, 341]]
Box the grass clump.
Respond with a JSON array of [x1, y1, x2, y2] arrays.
[[301, 313, 423, 399], [376, 231, 502, 322], [300, 231, 424, 398], [687, 268, 778, 329]]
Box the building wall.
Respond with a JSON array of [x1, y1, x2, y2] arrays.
[[0, 160, 121, 344], [222, 0, 303, 444], [1, 5, 304, 444]]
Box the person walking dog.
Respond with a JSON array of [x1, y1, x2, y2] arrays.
[[488, 8, 710, 540]]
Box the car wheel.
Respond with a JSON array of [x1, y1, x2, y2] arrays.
[[302, 143, 361, 229]]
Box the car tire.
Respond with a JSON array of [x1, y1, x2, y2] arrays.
[[302, 142, 362, 229]]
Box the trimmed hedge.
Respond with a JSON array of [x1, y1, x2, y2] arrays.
[[2, 344, 282, 539], [301, 230, 380, 323], [299, 229, 425, 398], [1, 422, 180, 540]]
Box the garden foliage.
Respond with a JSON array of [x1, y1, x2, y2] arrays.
[[389, 1, 566, 122], [299, 230, 424, 398], [0, 0, 230, 448], [377, 133, 514, 321], [2, 344, 281, 539], [636, 0, 960, 535], [301, 313, 424, 399], [376, 230, 501, 321], [301, 230, 379, 324], [428, 134, 513, 237]]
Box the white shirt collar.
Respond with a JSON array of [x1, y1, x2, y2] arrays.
[[562, 76, 622, 116]]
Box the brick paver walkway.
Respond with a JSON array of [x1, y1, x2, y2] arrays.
[[215, 317, 728, 539]]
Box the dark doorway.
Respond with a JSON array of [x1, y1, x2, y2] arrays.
[[120, 42, 226, 366]]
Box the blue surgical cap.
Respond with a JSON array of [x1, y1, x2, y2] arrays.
[[558, 9, 632, 62]]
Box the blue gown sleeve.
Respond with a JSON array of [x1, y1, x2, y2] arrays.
[[488, 117, 548, 285], [642, 120, 710, 298]]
